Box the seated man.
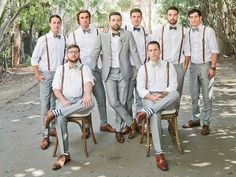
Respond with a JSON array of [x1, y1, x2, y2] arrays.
[[44, 44, 95, 170], [136, 41, 179, 171]]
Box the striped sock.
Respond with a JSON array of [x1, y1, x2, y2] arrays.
[[52, 109, 62, 117], [144, 108, 154, 117]]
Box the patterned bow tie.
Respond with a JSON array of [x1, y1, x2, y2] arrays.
[[112, 32, 120, 37], [54, 34, 61, 39], [169, 26, 177, 30], [192, 28, 199, 32], [69, 65, 77, 69], [133, 27, 141, 31], [83, 29, 90, 34]]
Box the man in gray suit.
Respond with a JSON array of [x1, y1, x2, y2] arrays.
[[91, 11, 142, 143]]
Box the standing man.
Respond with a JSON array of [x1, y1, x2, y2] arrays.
[[152, 6, 189, 112], [182, 9, 219, 135], [136, 41, 179, 171], [67, 9, 115, 133], [91, 12, 142, 143], [44, 44, 95, 170], [126, 8, 150, 120], [31, 15, 66, 150]]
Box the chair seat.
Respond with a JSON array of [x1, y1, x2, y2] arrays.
[[69, 111, 91, 117], [161, 109, 176, 115]]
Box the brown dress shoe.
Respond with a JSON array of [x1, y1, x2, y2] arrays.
[[128, 121, 136, 139], [52, 154, 71, 170], [122, 126, 130, 135], [182, 120, 200, 128], [49, 128, 57, 137], [40, 137, 50, 150], [116, 132, 125, 143], [156, 153, 168, 171], [100, 124, 116, 133], [201, 125, 210, 135], [44, 110, 55, 129], [135, 111, 147, 124]]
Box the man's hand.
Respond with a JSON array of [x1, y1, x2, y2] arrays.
[[82, 95, 92, 108], [61, 99, 71, 107], [35, 74, 45, 81], [208, 68, 216, 78]]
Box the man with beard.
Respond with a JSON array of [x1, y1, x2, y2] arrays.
[[91, 12, 142, 143], [152, 6, 189, 112], [44, 44, 95, 170], [31, 15, 66, 150], [67, 10, 115, 133]]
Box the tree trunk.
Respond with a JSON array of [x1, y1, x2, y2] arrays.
[[11, 16, 21, 67]]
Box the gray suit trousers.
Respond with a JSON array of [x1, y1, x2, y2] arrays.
[[55, 97, 95, 154], [105, 68, 133, 132]]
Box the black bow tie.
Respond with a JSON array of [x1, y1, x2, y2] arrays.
[[169, 26, 177, 30], [112, 32, 120, 37], [133, 27, 141, 31], [192, 28, 199, 32], [83, 29, 90, 34], [54, 34, 61, 39]]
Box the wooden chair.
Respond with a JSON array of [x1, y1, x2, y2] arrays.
[[140, 109, 183, 157], [52, 112, 97, 157]]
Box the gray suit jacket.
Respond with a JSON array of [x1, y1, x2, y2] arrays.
[[90, 29, 142, 81]]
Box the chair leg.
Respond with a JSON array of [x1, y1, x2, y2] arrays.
[[88, 116, 97, 144], [82, 127, 89, 157], [146, 118, 150, 157], [173, 117, 184, 154], [52, 136, 58, 157], [140, 119, 146, 144]]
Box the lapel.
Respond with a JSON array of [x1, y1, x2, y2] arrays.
[[105, 33, 111, 57], [118, 29, 126, 53]]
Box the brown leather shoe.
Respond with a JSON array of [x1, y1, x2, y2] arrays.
[[100, 124, 116, 133], [201, 125, 210, 135], [122, 126, 130, 135], [52, 154, 71, 170], [49, 128, 57, 137], [128, 121, 136, 139], [116, 132, 125, 143], [156, 153, 168, 171], [182, 120, 200, 128], [135, 111, 147, 124], [44, 110, 55, 129], [40, 137, 50, 150]]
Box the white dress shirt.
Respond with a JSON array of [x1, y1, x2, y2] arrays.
[[184, 24, 219, 64], [110, 32, 120, 68], [67, 26, 99, 66], [52, 62, 94, 98], [137, 60, 178, 98], [126, 25, 151, 65], [31, 31, 66, 71], [152, 23, 187, 64]]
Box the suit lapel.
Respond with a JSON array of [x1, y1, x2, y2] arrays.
[[118, 30, 125, 53], [105, 33, 111, 57]]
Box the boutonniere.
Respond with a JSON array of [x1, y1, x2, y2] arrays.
[[120, 38, 127, 45]]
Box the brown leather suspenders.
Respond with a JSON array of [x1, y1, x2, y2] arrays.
[[141, 27, 147, 64], [144, 62, 170, 90], [178, 26, 184, 64], [60, 65, 84, 96]]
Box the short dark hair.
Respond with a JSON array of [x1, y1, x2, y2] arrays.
[[76, 9, 91, 24], [49, 15, 62, 23], [130, 8, 142, 17], [109, 11, 122, 20], [147, 41, 160, 49], [67, 44, 80, 52], [166, 6, 179, 14], [188, 8, 202, 17]]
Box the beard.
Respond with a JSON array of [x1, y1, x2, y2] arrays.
[[68, 57, 79, 63], [168, 19, 177, 25], [111, 24, 121, 31]]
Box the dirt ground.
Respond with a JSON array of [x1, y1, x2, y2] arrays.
[[0, 57, 236, 177]]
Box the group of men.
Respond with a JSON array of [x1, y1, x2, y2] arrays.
[[31, 6, 218, 171]]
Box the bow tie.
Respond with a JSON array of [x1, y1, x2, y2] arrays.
[[133, 27, 141, 31], [54, 34, 61, 39], [192, 28, 199, 32], [169, 26, 177, 30], [83, 29, 90, 34], [112, 32, 120, 37], [69, 65, 77, 69]]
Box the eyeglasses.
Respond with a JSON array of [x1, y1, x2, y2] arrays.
[[68, 51, 79, 54]]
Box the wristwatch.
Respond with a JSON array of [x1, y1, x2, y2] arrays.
[[210, 66, 216, 71]]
